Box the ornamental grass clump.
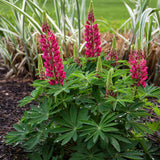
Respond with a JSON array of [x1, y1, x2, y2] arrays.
[[84, 0, 101, 58], [40, 22, 66, 85], [129, 46, 148, 87]]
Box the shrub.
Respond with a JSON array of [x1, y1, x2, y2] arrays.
[[4, 1, 160, 159]]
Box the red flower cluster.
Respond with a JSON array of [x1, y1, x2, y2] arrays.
[[40, 23, 66, 85], [84, 6, 101, 57], [129, 50, 148, 87]]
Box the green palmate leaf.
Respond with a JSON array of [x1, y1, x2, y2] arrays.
[[5, 122, 31, 146], [81, 111, 119, 144], [53, 86, 65, 96], [31, 86, 43, 99], [63, 64, 80, 80], [112, 135, 131, 144], [5, 131, 25, 145], [18, 96, 34, 107], [138, 84, 160, 99], [70, 143, 106, 160], [153, 106, 160, 117], [52, 107, 88, 145], [113, 101, 118, 111], [22, 99, 52, 125], [27, 153, 42, 160], [121, 151, 143, 160], [22, 132, 41, 150], [128, 121, 152, 135], [110, 137, 120, 152]]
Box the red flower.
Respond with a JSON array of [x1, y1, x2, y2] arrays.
[[129, 50, 148, 87], [84, 1, 101, 58], [40, 23, 66, 85]]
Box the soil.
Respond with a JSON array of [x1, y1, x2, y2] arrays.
[[0, 58, 32, 160]]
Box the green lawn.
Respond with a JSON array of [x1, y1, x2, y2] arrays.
[[0, 0, 158, 20], [86, 0, 158, 20], [0, 0, 158, 32]]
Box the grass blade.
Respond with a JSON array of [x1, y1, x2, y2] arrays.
[[75, 0, 81, 57], [0, 0, 42, 33], [54, 0, 61, 29]]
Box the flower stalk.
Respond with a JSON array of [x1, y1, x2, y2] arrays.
[[129, 43, 148, 88], [84, 0, 101, 58], [106, 36, 118, 66], [40, 17, 66, 85]]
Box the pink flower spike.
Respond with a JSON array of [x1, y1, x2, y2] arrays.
[[128, 49, 148, 88], [84, 1, 101, 58], [40, 22, 65, 85]]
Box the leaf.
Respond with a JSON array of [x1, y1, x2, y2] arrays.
[[110, 137, 120, 152], [50, 127, 72, 133], [53, 86, 64, 96], [27, 153, 42, 160], [13, 124, 26, 132], [24, 133, 41, 149], [18, 96, 34, 107], [113, 101, 117, 111], [102, 127, 119, 132], [31, 87, 43, 99], [22, 100, 50, 125], [112, 135, 131, 144], [55, 131, 74, 145], [139, 8, 153, 44], [54, 107, 88, 145], [121, 151, 143, 160], [0, 0, 42, 33], [93, 131, 100, 143], [124, 2, 135, 30], [153, 106, 160, 117]]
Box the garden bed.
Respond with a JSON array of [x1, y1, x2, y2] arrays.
[[0, 60, 32, 160], [0, 56, 160, 159]]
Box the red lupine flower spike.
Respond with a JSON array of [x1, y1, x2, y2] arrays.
[[40, 23, 66, 85], [129, 47, 148, 88], [84, 0, 101, 58]]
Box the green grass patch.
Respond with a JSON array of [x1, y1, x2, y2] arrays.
[[0, 0, 158, 33], [86, 0, 158, 20]]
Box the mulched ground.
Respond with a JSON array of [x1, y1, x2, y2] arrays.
[[0, 60, 33, 160]]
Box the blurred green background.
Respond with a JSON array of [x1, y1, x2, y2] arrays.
[[0, 0, 158, 32]]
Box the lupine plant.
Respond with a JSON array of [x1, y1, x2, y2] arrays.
[[4, 1, 160, 159], [118, 0, 160, 84]]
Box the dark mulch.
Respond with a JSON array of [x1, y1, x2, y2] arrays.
[[0, 64, 33, 160]]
